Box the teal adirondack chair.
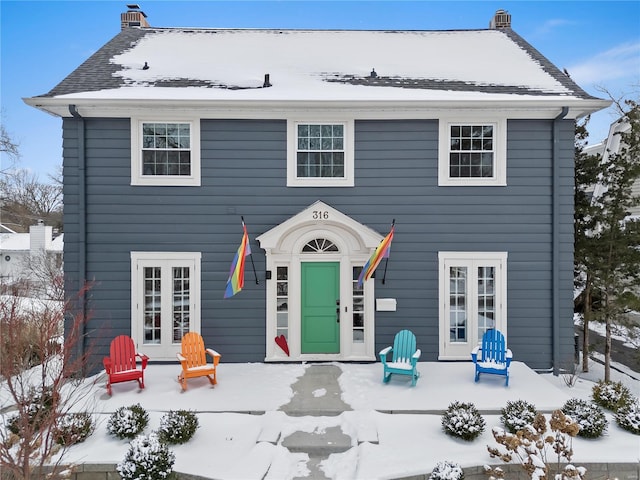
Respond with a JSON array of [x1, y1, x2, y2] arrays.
[[471, 329, 512, 386], [379, 329, 421, 386]]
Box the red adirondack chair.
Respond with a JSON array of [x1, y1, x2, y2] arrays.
[[103, 335, 149, 395]]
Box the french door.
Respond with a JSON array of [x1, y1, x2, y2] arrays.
[[131, 252, 201, 359], [439, 252, 507, 359]]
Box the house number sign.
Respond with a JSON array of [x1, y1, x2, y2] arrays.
[[312, 210, 329, 220]]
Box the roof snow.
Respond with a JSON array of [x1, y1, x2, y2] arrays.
[[42, 27, 596, 102]]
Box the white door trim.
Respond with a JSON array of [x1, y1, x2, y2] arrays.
[[257, 201, 382, 362]]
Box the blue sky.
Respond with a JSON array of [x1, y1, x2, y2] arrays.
[[1, 0, 639, 180]]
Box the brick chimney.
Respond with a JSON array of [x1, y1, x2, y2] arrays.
[[489, 9, 512, 29], [121, 4, 149, 30]]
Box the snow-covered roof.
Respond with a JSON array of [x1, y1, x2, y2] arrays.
[[31, 26, 605, 111], [0, 233, 63, 253], [0, 233, 30, 251]]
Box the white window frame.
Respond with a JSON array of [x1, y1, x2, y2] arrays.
[[287, 119, 354, 187], [438, 251, 508, 360], [130, 251, 201, 360], [438, 117, 507, 187], [131, 117, 201, 186]]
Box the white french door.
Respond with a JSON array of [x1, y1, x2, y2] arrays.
[[439, 252, 507, 359], [131, 252, 201, 360]]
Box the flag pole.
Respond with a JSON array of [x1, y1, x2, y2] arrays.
[[241, 216, 259, 285], [381, 219, 395, 285]]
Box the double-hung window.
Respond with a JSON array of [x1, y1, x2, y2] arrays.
[[438, 118, 506, 186], [287, 120, 354, 187], [131, 118, 201, 186]]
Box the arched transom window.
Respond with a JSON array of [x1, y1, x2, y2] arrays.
[[302, 238, 339, 253]]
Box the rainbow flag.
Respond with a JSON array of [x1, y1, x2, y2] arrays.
[[357, 224, 394, 287], [224, 222, 251, 298]]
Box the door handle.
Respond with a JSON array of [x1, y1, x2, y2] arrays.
[[336, 307, 340, 323]]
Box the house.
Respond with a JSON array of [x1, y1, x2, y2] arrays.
[[25, 6, 610, 374], [0, 220, 63, 288]]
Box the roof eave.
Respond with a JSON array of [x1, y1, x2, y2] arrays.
[[24, 95, 611, 120]]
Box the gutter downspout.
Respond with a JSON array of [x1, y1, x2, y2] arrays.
[[69, 105, 87, 370], [553, 106, 569, 375]]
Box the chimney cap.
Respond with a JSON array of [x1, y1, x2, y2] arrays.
[[126, 4, 147, 17]]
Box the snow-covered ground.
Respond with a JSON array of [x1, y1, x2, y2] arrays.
[[21, 357, 637, 480]]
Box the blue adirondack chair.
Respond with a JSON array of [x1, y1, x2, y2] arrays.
[[471, 329, 512, 386], [379, 329, 421, 386]]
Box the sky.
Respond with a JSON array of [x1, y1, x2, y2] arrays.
[[4, 356, 636, 479], [1, 0, 639, 181]]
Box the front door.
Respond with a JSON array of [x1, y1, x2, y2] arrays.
[[301, 262, 340, 354]]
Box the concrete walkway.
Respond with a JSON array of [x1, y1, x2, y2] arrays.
[[279, 365, 353, 480]]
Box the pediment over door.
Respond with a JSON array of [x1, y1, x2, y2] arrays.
[[256, 200, 383, 254]]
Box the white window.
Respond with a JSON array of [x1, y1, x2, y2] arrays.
[[287, 120, 354, 187], [131, 252, 201, 359], [131, 118, 201, 186], [438, 252, 507, 359], [438, 118, 506, 186]]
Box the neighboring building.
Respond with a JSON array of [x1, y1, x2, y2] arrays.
[[25, 7, 609, 373], [0, 220, 63, 286]]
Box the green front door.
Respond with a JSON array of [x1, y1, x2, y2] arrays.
[[301, 262, 340, 354]]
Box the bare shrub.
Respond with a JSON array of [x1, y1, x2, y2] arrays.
[[0, 282, 96, 480]]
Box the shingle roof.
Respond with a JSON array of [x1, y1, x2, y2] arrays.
[[39, 26, 597, 101]]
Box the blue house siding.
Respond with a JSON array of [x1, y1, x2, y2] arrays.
[[62, 116, 575, 373]]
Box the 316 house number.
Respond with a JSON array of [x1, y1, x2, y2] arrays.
[[312, 210, 329, 220]]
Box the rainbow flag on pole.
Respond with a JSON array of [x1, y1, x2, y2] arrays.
[[224, 222, 251, 298], [357, 223, 394, 287]]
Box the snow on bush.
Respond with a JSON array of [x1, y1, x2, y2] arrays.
[[53, 412, 95, 446], [429, 460, 465, 480], [500, 399, 538, 434], [117, 432, 175, 480], [615, 396, 640, 435], [561, 398, 608, 438], [441, 401, 485, 441], [6, 386, 57, 436], [591, 380, 633, 412], [107, 404, 149, 440], [157, 410, 199, 445]]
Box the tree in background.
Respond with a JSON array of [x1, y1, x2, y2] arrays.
[[573, 116, 602, 373], [0, 168, 62, 232], [1, 123, 20, 173], [575, 100, 640, 381]]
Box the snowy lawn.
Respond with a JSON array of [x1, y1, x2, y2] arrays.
[[5, 358, 639, 480]]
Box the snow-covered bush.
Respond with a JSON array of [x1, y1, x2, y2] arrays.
[[53, 412, 95, 446], [157, 410, 199, 445], [429, 460, 465, 480], [107, 404, 149, 440], [615, 396, 640, 435], [591, 380, 633, 411], [6, 386, 57, 435], [441, 401, 485, 441], [117, 432, 175, 480], [562, 398, 608, 438], [500, 400, 538, 434]]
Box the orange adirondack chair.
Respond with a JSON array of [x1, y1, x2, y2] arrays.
[[177, 332, 221, 391], [103, 335, 149, 395]]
